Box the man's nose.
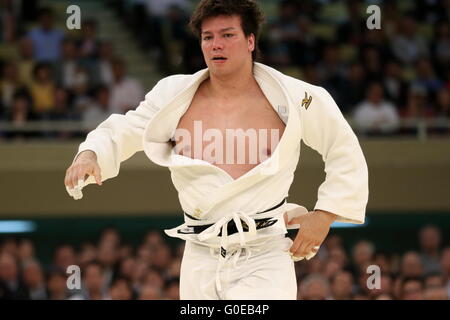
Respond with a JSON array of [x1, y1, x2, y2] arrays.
[[212, 38, 224, 50]]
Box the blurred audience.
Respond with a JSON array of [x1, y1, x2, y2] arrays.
[[0, 0, 448, 139], [0, 226, 448, 300]]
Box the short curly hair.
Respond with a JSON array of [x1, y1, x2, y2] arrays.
[[189, 0, 265, 61]]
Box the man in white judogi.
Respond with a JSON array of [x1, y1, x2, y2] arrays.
[[64, 0, 368, 300]]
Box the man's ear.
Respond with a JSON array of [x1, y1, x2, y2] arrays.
[[248, 33, 255, 52]]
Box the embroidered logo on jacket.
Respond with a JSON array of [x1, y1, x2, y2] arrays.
[[301, 92, 313, 109]]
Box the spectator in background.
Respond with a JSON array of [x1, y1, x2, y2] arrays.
[[17, 37, 36, 87], [434, 88, 450, 134], [52, 244, 77, 272], [316, 44, 345, 101], [339, 62, 367, 114], [0, 61, 25, 115], [22, 259, 47, 300], [27, 7, 65, 63], [350, 240, 375, 278], [353, 82, 400, 135], [78, 19, 100, 61], [440, 247, 450, 296], [17, 239, 36, 263], [330, 270, 354, 300], [413, 58, 444, 99], [390, 14, 429, 66], [4, 91, 35, 140], [432, 20, 450, 80], [0, 252, 29, 299], [400, 251, 424, 278], [383, 59, 408, 107], [138, 283, 162, 300], [107, 277, 134, 300], [400, 277, 424, 300], [46, 267, 69, 300], [29, 62, 56, 117], [298, 274, 331, 300], [92, 41, 115, 86], [70, 261, 107, 300], [54, 38, 83, 92], [109, 58, 144, 114], [163, 277, 180, 300], [78, 242, 97, 269], [81, 85, 112, 130], [424, 286, 448, 300], [419, 225, 443, 274]]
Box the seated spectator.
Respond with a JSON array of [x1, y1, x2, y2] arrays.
[[81, 85, 113, 131], [418, 225, 443, 274], [91, 41, 115, 86], [3, 91, 35, 140], [413, 57, 444, 98], [0, 252, 29, 299], [390, 14, 429, 66], [163, 277, 180, 300], [46, 267, 69, 300], [0, 61, 25, 115], [434, 88, 450, 134], [54, 38, 83, 92], [424, 272, 446, 289], [27, 7, 65, 63], [431, 20, 450, 80], [298, 274, 331, 300], [352, 82, 400, 135], [17, 37, 36, 87], [22, 259, 47, 300], [78, 19, 100, 61], [109, 58, 144, 114], [383, 59, 408, 107], [424, 286, 448, 300], [107, 277, 134, 300], [330, 270, 354, 300], [400, 251, 424, 278], [350, 240, 375, 278], [338, 62, 367, 114], [29, 63, 56, 117], [400, 276, 424, 300], [69, 261, 108, 300], [138, 283, 162, 300]]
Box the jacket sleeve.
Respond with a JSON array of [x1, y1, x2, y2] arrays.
[[73, 80, 163, 186], [299, 86, 369, 224]]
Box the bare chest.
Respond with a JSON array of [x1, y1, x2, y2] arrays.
[[171, 91, 286, 179]]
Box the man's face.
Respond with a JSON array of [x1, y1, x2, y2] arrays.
[[200, 15, 255, 77]]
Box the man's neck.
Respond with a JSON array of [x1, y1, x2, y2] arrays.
[[207, 62, 256, 99]]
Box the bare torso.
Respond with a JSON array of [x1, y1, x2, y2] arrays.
[[172, 78, 285, 180]]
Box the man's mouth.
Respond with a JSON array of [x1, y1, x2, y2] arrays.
[[212, 57, 227, 61]]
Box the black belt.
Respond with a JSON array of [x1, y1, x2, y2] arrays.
[[179, 198, 287, 236]]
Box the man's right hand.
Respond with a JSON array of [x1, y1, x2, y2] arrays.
[[64, 150, 102, 200]]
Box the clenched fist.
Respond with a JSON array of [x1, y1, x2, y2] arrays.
[[64, 150, 102, 200]]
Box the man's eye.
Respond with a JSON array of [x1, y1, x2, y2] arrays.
[[203, 36, 212, 41], [224, 34, 233, 38]]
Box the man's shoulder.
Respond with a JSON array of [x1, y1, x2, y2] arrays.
[[145, 70, 206, 100], [257, 63, 332, 102]]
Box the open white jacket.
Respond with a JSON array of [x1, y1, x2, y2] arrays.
[[76, 63, 369, 236]]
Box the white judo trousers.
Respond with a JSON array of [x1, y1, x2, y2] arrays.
[[180, 235, 297, 300]]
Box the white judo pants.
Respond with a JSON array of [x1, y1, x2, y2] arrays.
[[179, 235, 297, 300]]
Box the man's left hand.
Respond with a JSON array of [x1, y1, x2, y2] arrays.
[[284, 209, 337, 261]]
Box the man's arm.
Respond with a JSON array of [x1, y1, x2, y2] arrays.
[[300, 87, 369, 224], [64, 80, 163, 199], [288, 85, 369, 260]]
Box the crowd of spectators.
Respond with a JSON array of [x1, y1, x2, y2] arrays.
[[0, 2, 144, 140], [0, 224, 448, 300], [0, 0, 449, 140]]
